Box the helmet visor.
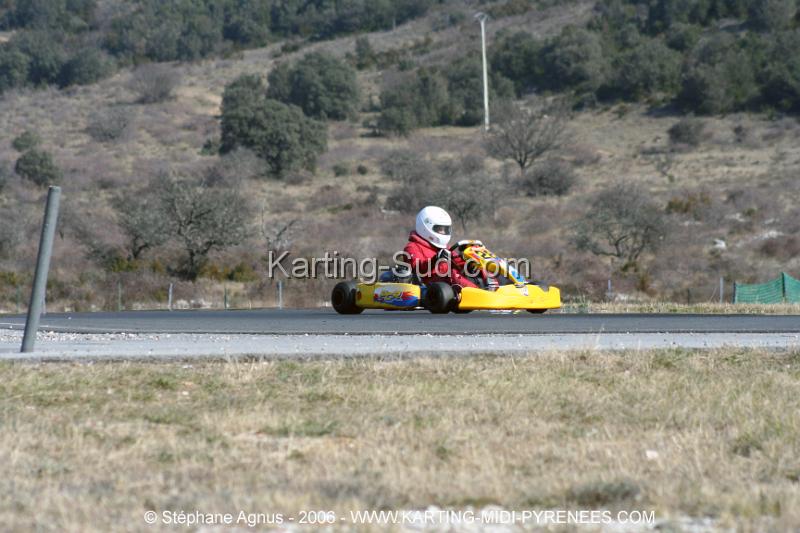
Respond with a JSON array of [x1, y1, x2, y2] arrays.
[[432, 224, 451, 236]]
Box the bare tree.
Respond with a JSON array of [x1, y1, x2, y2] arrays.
[[437, 155, 497, 232], [148, 174, 252, 279], [112, 193, 169, 261], [261, 212, 299, 256], [485, 99, 568, 178], [571, 182, 667, 272]]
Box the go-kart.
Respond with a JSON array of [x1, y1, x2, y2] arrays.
[[331, 240, 561, 314]]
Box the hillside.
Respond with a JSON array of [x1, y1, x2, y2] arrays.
[[0, 0, 799, 311]]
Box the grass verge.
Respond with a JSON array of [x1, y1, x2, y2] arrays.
[[1, 349, 799, 531]]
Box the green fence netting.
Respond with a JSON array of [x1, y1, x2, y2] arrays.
[[784, 272, 800, 304], [734, 272, 800, 304]]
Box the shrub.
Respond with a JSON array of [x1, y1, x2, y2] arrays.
[[668, 118, 706, 147], [354, 36, 375, 70], [129, 63, 180, 104], [0, 160, 11, 193], [203, 148, 263, 186], [377, 105, 416, 136], [12, 131, 40, 152], [521, 160, 577, 196], [356, 164, 369, 175], [0, 207, 23, 259], [381, 149, 438, 211], [266, 52, 359, 120], [332, 162, 350, 177], [86, 107, 135, 142], [15, 148, 62, 186]]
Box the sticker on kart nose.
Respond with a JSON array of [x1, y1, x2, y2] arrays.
[[373, 288, 418, 307]]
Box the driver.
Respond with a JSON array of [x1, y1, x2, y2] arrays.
[[402, 206, 477, 289]]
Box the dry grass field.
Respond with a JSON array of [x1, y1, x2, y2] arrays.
[[2, 349, 799, 531]]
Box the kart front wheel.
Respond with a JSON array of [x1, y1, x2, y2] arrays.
[[527, 309, 547, 314], [426, 282, 455, 314], [332, 281, 364, 314]]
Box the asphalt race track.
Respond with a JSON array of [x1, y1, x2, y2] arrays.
[[1, 309, 799, 335]]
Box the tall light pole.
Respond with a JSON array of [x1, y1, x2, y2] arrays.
[[475, 12, 490, 132]]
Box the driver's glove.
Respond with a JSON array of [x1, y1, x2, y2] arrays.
[[436, 248, 451, 263]]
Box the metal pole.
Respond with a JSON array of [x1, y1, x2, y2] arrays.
[[278, 281, 283, 310], [224, 285, 228, 310], [21, 186, 61, 353], [477, 14, 490, 132], [117, 280, 122, 311], [719, 277, 724, 304], [168, 283, 173, 311]]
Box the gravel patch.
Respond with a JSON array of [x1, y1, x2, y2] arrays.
[[1, 328, 798, 361]]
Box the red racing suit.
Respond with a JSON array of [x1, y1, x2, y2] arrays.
[[402, 231, 478, 289]]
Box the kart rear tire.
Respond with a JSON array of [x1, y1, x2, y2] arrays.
[[426, 282, 455, 314], [332, 281, 364, 314], [527, 309, 547, 314]]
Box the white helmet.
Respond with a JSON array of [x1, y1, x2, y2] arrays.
[[415, 206, 452, 249]]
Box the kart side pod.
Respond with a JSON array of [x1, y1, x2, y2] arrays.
[[356, 282, 422, 310]]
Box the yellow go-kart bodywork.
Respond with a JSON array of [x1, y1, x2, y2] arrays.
[[351, 281, 561, 312], [332, 241, 561, 314], [458, 283, 561, 311]]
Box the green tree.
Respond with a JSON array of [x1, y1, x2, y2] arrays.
[[15, 148, 62, 186], [760, 31, 800, 111], [442, 55, 515, 126], [221, 75, 328, 176], [222, 0, 271, 46], [378, 68, 452, 134], [749, 0, 797, 31], [0, 48, 29, 92], [267, 52, 359, 120], [490, 31, 542, 95], [614, 38, 682, 99], [678, 33, 759, 113], [58, 48, 114, 87], [542, 26, 611, 93], [9, 31, 66, 86]]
